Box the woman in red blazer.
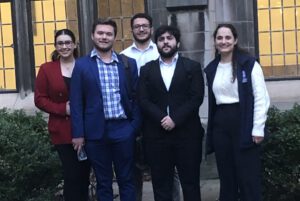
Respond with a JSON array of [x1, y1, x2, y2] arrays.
[[34, 29, 90, 201]]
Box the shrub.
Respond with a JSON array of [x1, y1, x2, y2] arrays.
[[263, 104, 300, 201], [0, 108, 61, 201]]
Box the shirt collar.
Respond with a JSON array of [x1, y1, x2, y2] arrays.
[[131, 40, 156, 52], [159, 53, 179, 66], [90, 48, 119, 63]]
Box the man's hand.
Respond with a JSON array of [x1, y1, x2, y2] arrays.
[[72, 137, 85, 152], [161, 116, 175, 131]]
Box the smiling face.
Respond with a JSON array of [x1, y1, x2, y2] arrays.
[[214, 27, 238, 56], [55, 34, 76, 59], [91, 24, 116, 53], [132, 17, 152, 44]]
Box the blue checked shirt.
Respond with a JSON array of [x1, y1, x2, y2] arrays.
[[91, 49, 127, 119]]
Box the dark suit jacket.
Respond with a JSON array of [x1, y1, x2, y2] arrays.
[[70, 52, 141, 140], [138, 56, 205, 140], [34, 60, 72, 144]]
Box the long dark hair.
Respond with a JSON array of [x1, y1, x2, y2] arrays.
[[51, 29, 78, 61], [213, 23, 248, 82]]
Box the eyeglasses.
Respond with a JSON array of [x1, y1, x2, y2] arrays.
[[56, 40, 73, 47], [132, 24, 151, 30]]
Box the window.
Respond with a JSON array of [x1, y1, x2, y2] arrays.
[[31, 0, 78, 74], [257, 0, 300, 78], [97, 0, 145, 52], [0, 2, 16, 91]]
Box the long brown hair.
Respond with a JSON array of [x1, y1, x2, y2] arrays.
[[213, 23, 247, 82]]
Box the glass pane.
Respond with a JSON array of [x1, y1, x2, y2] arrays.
[[0, 3, 12, 24], [297, 8, 300, 29], [123, 18, 132, 39], [259, 33, 271, 54], [297, 31, 300, 51], [46, 45, 54, 62], [56, 22, 67, 30], [273, 55, 284, 65], [44, 23, 55, 44], [257, 0, 269, 8], [258, 10, 270, 31], [260, 55, 272, 66], [270, 0, 282, 8], [32, 1, 43, 22], [2, 25, 13, 46], [285, 54, 297, 65], [34, 45, 46, 66], [5, 69, 16, 90], [3, 48, 14, 67], [122, 0, 133, 16], [33, 23, 45, 44], [283, 0, 295, 7], [271, 9, 283, 31], [297, 0, 300, 6], [0, 70, 4, 89], [110, 0, 121, 17], [133, 0, 145, 13], [284, 31, 296, 53], [43, 1, 54, 21], [0, 50, 3, 67], [272, 32, 284, 54], [54, 0, 66, 21], [283, 8, 295, 30], [98, 0, 109, 17]]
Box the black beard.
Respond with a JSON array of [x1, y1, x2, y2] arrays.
[[158, 45, 178, 59], [133, 32, 152, 44]]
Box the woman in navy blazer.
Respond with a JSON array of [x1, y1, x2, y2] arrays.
[[34, 29, 90, 201]]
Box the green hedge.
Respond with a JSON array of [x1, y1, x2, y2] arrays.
[[263, 104, 300, 201], [0, 108, 61, 201]]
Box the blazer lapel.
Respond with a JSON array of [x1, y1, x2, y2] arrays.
[[168, 57, 183, 92], [152, 59, 168, 92], [89, 56, 102, 91]]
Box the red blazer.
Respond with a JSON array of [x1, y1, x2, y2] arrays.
[[34, 60, 72, 144]]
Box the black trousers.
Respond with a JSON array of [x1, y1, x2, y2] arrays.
[[55, 144, 90, 201], [212, 104, 262, 201], [145, 138, 202, 201]]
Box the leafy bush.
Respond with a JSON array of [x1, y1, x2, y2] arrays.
[[0, 108, 61, 201], [263, 104, 300, 201]]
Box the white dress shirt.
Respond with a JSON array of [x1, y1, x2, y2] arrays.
[[213, 61, 270, 137], [121, 40, 160, 74], [159, 53, 179, 91]]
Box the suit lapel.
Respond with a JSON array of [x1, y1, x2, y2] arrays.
[[152, 59, 168, 92], [168, 57, 183, 92], [89, 56, 102, 91]]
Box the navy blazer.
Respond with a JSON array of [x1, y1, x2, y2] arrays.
[[70, 51, 141, 140]]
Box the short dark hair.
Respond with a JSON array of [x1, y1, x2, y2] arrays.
[[130, 13, 153, 29], [154, 25, 181, 44], [92, 18, 117, 36]]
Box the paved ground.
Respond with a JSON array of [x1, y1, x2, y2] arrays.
[[113, 179, 219, 201]]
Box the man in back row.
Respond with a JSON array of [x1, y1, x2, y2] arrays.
[[121, 13, 182, 201]]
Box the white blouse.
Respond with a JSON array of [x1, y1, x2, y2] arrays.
[[212, 61, 270, 137]]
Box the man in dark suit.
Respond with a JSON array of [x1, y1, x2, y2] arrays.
[[70, 18, 141, 201], [138, 25, 205, 201]]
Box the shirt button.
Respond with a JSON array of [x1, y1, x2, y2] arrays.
[[66, 116, 69, 120], [59, 93, 63, 96]]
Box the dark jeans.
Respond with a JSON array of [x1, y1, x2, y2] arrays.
[[213, 104, 262, 201], [55, 144, 90, 201]]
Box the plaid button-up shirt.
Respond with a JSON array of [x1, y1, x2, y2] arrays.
[[91, 49, 126, 119]]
